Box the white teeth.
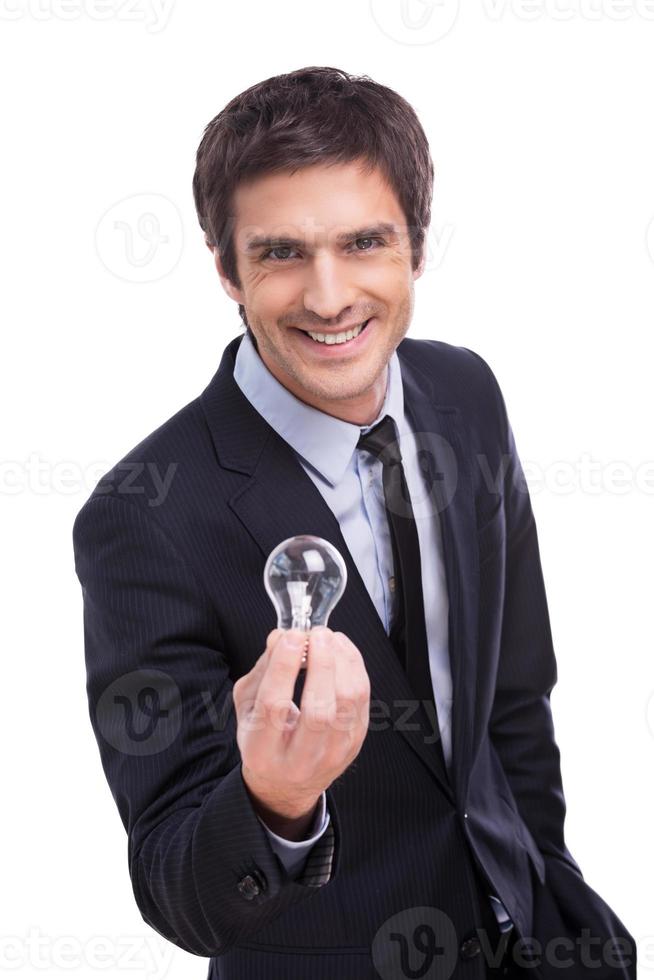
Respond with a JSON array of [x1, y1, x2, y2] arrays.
[[307, 321, 367, 344]]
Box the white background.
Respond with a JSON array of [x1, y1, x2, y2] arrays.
[[2, 0, 652, 976]]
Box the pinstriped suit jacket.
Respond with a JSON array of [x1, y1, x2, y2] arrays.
[[72, 334, 635, 979]]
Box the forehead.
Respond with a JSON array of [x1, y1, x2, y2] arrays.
[[232, 160, 407, 248]]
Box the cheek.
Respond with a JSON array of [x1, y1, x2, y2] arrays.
[[360, 258, 410, 302], [247, 272, 299, 320]]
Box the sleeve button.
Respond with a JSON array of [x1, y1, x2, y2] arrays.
[[459, 936, 482, 959], [237, 871, 266, 900]]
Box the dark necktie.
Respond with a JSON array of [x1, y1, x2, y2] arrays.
[[356, 415, 441, 738]]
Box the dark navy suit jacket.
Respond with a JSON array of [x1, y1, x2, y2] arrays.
[[72, 334, 635, 979]]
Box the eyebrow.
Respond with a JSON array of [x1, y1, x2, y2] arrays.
[[243, 222, 401, 253]]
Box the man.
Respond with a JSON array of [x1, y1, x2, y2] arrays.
[[73, 67, 635, 979]]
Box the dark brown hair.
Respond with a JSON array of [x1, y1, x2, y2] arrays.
[[192, 66, 434, 333]]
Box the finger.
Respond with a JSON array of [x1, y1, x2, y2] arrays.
[[249, 629, 308, 753], [232, 629, 286, 710], [332, 632, 370, 742], [266, 628, 285, 650], [294, 627, 336, 743]]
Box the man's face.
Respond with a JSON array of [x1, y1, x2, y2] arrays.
[[213, 160, 425, 425]]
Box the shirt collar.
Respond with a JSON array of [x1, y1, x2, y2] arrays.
[[233, 331, 405, 487]]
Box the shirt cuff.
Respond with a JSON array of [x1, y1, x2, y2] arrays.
[[257, 792, 330, 878]]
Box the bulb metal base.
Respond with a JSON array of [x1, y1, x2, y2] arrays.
[[300, 631, 309, 668]]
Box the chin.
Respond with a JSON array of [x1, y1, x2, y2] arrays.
[[312, 376, 374, 403]]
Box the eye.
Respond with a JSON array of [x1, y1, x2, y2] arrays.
[[259, 236, 385, 263], [353, 237, 384, 252], [260, 245, 299, 263]]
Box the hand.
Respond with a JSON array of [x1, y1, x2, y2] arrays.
[[233, 626, 371, 829]]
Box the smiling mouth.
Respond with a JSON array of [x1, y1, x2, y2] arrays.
[[298, 319, 371, 345]]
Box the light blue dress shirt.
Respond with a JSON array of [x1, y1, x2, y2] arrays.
[[233, 330, 513, 932]]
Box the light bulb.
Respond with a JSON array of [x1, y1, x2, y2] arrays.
[[263, 534, 347, 667]]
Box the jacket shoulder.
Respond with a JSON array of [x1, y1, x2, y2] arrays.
[[398, 336, 508, 435], [399, 335, 497, 384]]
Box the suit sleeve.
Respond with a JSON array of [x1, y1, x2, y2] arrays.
[[258, 793, 332, 878], [72, 492, 339, 958], [465, 350, 582, 874]]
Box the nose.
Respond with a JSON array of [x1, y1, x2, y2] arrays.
[[302, 253, 359, 323]]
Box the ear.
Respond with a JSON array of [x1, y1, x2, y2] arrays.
[[210, 245, 246, 304], [413, 246, 427, 281]]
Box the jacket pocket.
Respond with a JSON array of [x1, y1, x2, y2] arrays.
[[499, 792, 546, 885]]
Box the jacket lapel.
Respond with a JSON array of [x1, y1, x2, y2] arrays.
[[399, 355, 481, 809], [200, 336, 481, 808]]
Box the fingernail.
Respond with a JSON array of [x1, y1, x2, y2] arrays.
[[284, 631, 305, 649]]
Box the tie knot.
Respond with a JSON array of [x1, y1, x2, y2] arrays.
[[356, 414, 402, 465]]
